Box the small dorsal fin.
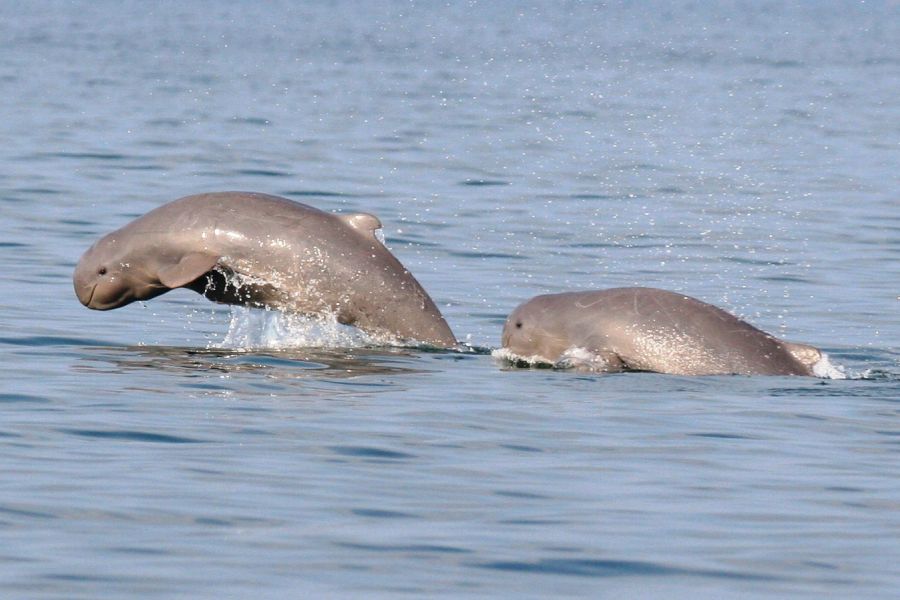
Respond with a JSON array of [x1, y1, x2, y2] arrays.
[[338, 212, 382, 235], [783, 341, 822, 367]]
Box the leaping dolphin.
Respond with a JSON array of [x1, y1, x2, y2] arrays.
[[73, 191, 457, 347]]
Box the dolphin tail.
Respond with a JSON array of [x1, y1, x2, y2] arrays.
[[783, 341, 822, 369]]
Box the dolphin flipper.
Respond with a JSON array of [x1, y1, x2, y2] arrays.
[[158, 253, 221, 288]]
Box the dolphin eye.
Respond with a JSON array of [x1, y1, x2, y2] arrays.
[[515, 321, 522, 329], [98, 266, 107, 276]]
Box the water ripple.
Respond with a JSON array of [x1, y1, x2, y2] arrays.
[[236, 169, 289, 178], [350, 509, 417, 519], [280, 190, 355, 198], [0, 393, 49, 404], [329, 446, 415, 460], [57, 429, 203, 444], [337, 542, 471, 554], [473, 558, 782, 581], [460, 179, 510, 186]]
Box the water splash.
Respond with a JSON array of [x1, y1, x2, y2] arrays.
[[555, 347, 623, 372], [812, 353, 847, 380], [216, 306, 387, 351], [492, 346, 622, 372], [196, 261, 394, 351], [491, 347, 554, 369]]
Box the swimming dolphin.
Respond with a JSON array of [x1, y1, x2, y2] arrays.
[[73, 192, 457, 347], [501, 288, 822, 376]]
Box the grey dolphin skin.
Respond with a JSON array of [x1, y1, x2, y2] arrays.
[[73, 192, 457, 347], [501, 288, 822, 376]]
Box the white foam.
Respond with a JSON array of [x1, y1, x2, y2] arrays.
[[812, 352, 847, 380], [491, 346, 554, 367], [492, 346, 621, 372]]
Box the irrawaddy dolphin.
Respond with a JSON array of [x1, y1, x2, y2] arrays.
[[73, 191, 457, 347], [501, 287, 822, 376]]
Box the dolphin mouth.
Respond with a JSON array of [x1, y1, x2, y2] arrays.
[[81, 283, 120, 310], [77, 283, 96, 308]]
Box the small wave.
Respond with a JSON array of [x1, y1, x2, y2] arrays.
[[0, 393, 50, 404], [337, 542, 471, 554], [853, 369, 900, 381], [473, 557, 780, 581], [0, 335, 111, 347], [350, 509, 417, 519], [58, 429, 202, 444], [235, 169, 289, 178], [280, 189, 354, 198], [460, 179, 510, 187], [329, 445, 416, 460], [42, 151, 126, 160], [228, 116, 272, 126]]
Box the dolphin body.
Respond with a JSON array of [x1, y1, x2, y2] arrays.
[[501, 288, 822, 376], [74, 192, 457, 347]]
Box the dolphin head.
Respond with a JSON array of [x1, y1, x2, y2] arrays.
[[73, 233, 167, 310], [501, 295, 570, 362]]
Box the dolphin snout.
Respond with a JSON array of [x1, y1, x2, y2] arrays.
[[75, 282, 96, 308]]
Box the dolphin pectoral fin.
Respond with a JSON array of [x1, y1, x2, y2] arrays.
[[338, 213, 383, 236], [782, 341, 822, 368], [158, 253, 221, 289]]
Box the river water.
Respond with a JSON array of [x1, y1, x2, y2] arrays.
[[1, 1, 899, 598]]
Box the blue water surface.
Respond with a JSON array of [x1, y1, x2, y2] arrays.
[[1, 1, 899, 598]]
